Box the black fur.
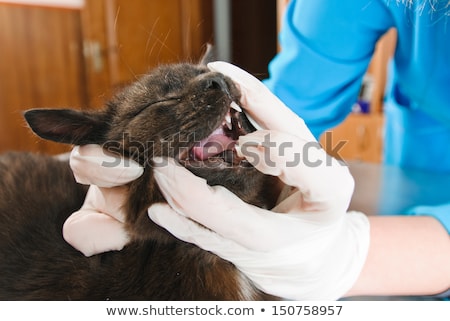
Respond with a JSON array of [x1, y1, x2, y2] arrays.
[[0, 51, 281, 300]]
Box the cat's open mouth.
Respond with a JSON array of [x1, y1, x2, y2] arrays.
[[177, 101, 251, 168]]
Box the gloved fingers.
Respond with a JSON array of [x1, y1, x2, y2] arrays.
[[152, 157, 311, 251], [207, 61, 316, 142], [148, 203, 253, 257], [63, 210, 130, 257], [148, 201, 343, 267], [82, 185, 128, 223], [70, 145, 143, 187], [237, 130, 354, 212]]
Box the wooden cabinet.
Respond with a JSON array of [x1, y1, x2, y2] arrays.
[[320, 113, 384, 163], [0, 0, 213, 154]]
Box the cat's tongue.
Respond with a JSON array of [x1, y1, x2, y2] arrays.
[[191, 128, 236, 160]]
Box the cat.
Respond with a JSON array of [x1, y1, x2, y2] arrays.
[[0, 48, 282, 300]]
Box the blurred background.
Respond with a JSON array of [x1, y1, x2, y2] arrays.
[[0, 0, 277, 154], [0, 0, 394, 164]]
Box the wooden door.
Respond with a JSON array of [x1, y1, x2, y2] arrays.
[[0, 3, 87, 154], [231, 0, 277, 79]]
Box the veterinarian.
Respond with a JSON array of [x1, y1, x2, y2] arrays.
[[267, 0, 450, 172], [261, 0, 450, 226], [69, 61, 450, 300]]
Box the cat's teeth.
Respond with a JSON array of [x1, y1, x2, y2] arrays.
[[225, 114, 232, 130], [230, 101, 242, 112]]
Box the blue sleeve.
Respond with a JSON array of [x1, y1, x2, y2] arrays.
[[264, 0, 394, 138], [406, 203, 450, 234]]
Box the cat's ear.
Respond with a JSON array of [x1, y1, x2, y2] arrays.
[[199, 43, 216, 65], [24, 108, 110, 145]]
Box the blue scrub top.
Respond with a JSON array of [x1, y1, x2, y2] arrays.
[[264, 0, 450, 172]]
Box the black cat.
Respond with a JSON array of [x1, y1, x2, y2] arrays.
[[0, 50, 281, 300]]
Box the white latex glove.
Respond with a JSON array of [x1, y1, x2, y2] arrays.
[[70, 145, 144, 187], [148, 62, 370, 300], [63, 145, 143, 256]]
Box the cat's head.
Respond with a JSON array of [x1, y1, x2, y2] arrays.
[[24, 49, 281, 209]]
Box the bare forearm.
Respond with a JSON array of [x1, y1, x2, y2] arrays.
[[346, 216, 450, 297]]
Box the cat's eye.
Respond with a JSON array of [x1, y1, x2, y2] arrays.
[[133, 97, 182, 117]]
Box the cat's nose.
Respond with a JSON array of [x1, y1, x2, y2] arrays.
[[205, 75, 229, 92]]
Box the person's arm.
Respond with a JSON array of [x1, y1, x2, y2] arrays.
[[346, 216, 450, 297], [266, 0, 394, 138]]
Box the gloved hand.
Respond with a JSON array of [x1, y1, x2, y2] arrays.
[[69, 144, 144, 188], [63, 145, 143, 256], [147, 62, 370, 300]]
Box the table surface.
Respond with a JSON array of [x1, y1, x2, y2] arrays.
[[344, 161, 450, 300], [348, 161, 450, 216]]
